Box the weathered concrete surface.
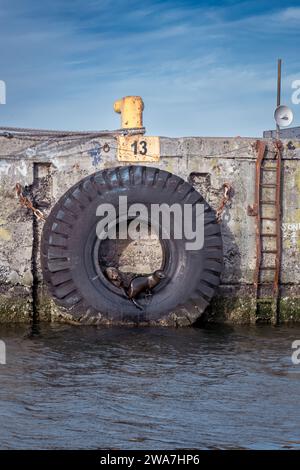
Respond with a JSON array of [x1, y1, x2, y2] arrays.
[[0, 134, 299, 324], [264, 127, 300, 139]]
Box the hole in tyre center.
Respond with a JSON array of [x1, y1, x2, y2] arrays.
[[98, 220, 165, 290]]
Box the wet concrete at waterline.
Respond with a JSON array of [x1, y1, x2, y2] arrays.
[[0, 324, 300, 450]]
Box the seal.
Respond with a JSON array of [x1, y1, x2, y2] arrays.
[[127, 270, 166, 303], [105, 267, 124, 288], [105, 267, 166, 310], [105, 266, 136, 308]]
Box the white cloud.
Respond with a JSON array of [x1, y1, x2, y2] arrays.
[[280, 7, 300, 22]]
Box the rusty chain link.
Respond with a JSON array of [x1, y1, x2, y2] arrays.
[[15, 183, 46, 221], [216, 183, 233, 223]]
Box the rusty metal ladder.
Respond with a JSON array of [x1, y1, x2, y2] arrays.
[[248, 140, 283, 323]]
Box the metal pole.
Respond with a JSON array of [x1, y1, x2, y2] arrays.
[[276, 58, 282, 139]]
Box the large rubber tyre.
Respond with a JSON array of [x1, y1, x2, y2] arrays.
[[41, 166, 223, 326]]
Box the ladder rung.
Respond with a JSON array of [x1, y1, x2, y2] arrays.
[[262, 250, 277, 254], [260, 201, 276, 205], [261, 184, 277, 188], [261, 217, 277, 221], [261, 233, 277, 237], [260, 266, 276, 270]]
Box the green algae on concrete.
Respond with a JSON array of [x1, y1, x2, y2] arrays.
[[0, 294, 32, 323], [1, 290, 300, 325], [206, 292, 300, 324], [205, 295, 255, 324], [279, 297, 300, 322]]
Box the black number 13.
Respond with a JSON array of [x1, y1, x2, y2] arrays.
[[131, 140, 147, 156]]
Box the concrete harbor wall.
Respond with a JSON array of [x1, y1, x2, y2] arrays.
[[0, 133, 299, 324]]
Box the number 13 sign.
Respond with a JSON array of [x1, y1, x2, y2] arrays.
[[117, 135, 160, 162]]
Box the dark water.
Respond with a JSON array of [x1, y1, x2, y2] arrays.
[[0, 323, 300, 450]]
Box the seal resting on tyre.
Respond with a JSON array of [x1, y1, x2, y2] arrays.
[[105, 267, 124, 288], [127, 270, 166, 310], [41, 165, 223, 326], [128, 270, 166, 299]]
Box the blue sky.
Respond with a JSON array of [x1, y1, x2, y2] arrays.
[[0, 0, 300, 136]]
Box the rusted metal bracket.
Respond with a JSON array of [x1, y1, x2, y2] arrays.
[[247, 140, 266, 217], [247, 204, 257, 216]]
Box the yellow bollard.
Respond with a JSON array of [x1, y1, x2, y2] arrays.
[[114, 96, 144, 129]]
